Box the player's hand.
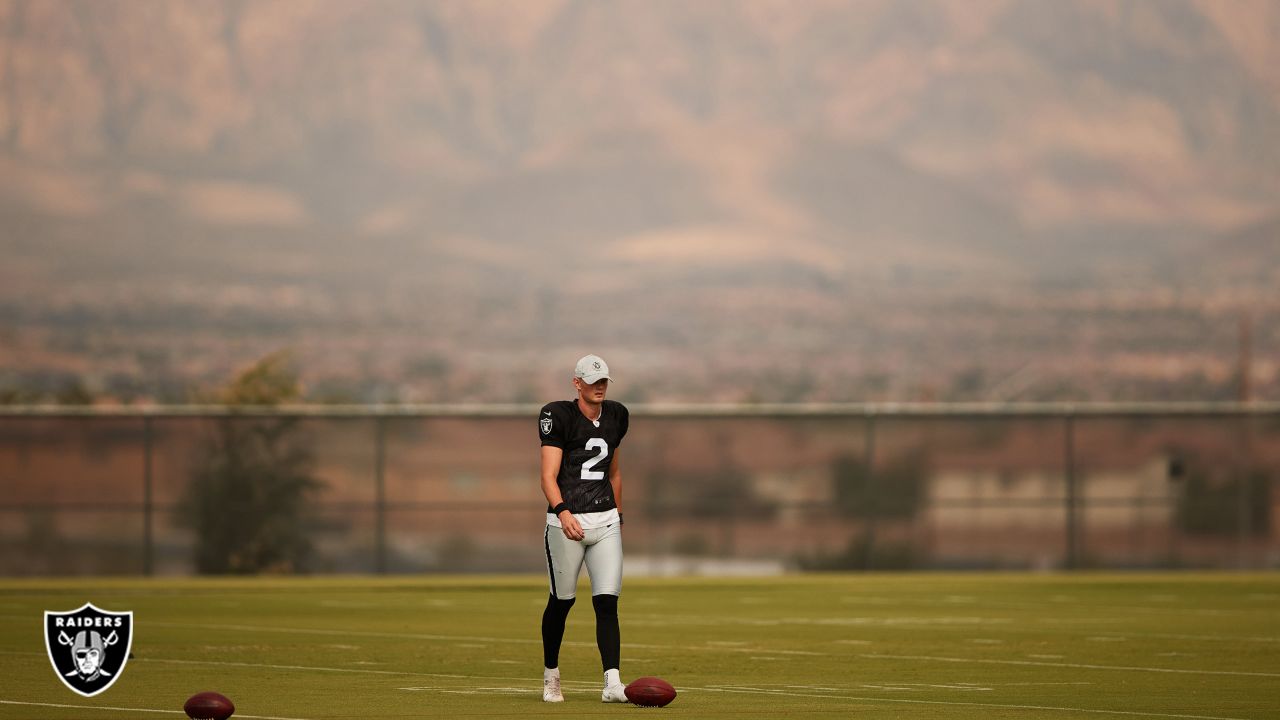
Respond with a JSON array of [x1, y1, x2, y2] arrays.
[[559, 512, 585, 541]]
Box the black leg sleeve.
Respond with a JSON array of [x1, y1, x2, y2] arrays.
[[592, 593, 620, 672], [541, 594, 575, 669]]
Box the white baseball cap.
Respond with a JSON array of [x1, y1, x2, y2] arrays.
[[574, 354, 611, 384]]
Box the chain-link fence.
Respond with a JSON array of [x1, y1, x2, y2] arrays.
[[2, 404, 1277, 576]]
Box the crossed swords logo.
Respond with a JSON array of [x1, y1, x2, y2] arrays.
[[55, 628, 119, 682]]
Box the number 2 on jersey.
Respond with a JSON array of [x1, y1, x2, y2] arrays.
[[581, 438, 608, 480]]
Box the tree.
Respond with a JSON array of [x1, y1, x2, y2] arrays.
[[1173, 454, 1270, 537], [831, 451, 927, 520], [181, 352, 323, 574]]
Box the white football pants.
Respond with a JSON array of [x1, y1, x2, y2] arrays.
[[543, 521, 622, 600]]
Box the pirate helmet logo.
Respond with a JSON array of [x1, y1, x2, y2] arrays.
[[44, 603, 133, 697]]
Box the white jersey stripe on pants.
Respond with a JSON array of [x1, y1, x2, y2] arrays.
[[544, 522, 622, 600]]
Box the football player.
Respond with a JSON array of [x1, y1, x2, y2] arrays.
[[538, 354, 630, 703]]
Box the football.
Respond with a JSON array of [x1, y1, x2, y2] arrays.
[[624, 676, 677, 707], [184, 691, 235, 719]]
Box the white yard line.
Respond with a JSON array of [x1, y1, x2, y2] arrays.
[[883, 599, 1272, 619], [0, 652, 548, 684], [144, 656, 465, 677], [861, 653, 1280, 678], [146, 620, 545, 646], [142, 620, 828, 656], [575, 611, 1280, 644], [1104, 631, 1279, 644], [697, 685, 1256, 720], [7, 639, 1274, 682], [140, 657, 603, 690], [0, 699, 314, 720]]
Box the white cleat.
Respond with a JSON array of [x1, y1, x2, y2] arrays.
[[601, 683, 629, 703], [543, 668, 564, 703]]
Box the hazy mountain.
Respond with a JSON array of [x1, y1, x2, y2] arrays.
[[0, 0, 1276, 401]]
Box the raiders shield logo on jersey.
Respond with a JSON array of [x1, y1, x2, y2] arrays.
[[541, 416, 553, 434], [44, 603, 133, 697]]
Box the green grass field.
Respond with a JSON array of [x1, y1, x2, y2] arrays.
[[0, 573, 1277, 719]]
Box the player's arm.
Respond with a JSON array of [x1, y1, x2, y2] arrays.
[[541, 445, 584, 541], [608, 448, 623, 523]]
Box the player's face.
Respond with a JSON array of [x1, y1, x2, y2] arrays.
[[575, 378, 608, 404]]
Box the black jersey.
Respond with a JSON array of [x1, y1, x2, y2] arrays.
[[538, 399, 629, 514]]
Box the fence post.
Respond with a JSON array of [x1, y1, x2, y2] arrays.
[[374, 416, 387, 574], [1236, 414, 1254, 569], [651, 428, 669, 572], [1131, 494, 1143, 565], [1064, 413, 1079, 569], [143, 415, 154, 576], [861, 412, 877, 570]]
